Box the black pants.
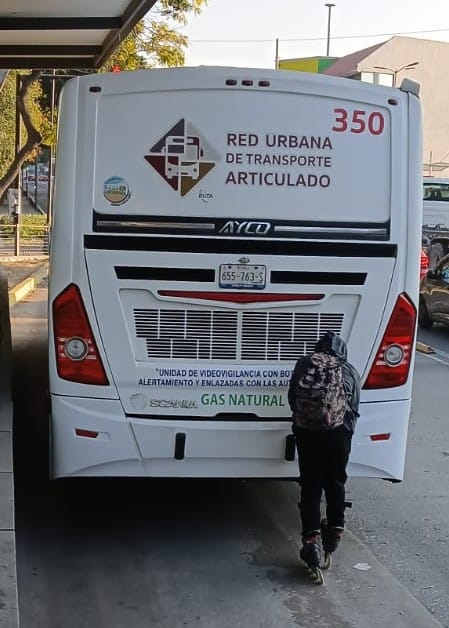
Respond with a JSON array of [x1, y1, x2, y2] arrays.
[[293, 424, 352, 536]]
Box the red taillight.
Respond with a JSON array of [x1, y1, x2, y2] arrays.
[[52, 284, 109, 385], [420, 248, 429, 279], [75, 428, 99, 439], [370, 433, 391, 441], [363, 293, 416, 389]]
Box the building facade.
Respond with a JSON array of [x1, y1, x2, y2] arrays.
[[321, 36, 449, 176]]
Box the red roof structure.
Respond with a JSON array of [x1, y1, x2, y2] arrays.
[[323, 41, 387, 77]]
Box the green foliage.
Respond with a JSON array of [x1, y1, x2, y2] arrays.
[[0, 1, 208, 191], [0, 71, 46, 179], [39, 106, 56, 147], [103, 0, 208, 71], [0, 75, 16, 180], [0, 213, 47, 238], [158, 0, 206, 25]]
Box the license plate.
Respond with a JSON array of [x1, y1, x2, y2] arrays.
[[219, 264, 266, 289]]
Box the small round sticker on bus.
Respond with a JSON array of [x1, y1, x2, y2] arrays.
[[103, 176, 131, 205]]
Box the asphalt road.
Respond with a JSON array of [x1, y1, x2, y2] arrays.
[[10, 286, 449, 628], [419, 322, 449, 356], [346, 348, 449, 626]]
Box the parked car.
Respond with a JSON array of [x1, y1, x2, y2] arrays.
[[419, 253, 449, 327], [420, 247, 429, 280]]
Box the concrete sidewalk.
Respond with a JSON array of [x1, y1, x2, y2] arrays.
[[0, 259, 48, 627], [0, 270, 18, 627], [0, 261, 440, 628]]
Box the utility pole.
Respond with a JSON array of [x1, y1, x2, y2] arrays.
[[325, 3, 335, 57]]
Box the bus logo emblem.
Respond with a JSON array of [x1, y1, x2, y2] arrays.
[[144, 119, 219, 196], [103, 176, 131, 205], [219, 220, 272, 235]]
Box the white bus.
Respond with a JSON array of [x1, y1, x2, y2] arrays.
[[49, 67, 422, 480]]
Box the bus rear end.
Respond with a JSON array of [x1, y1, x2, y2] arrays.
[[49, 68, 422, 480]]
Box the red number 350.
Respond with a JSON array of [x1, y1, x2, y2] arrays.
[[332, 108, 385, 135]]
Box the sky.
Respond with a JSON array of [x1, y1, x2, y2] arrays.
[[183, 0, 449, 68]]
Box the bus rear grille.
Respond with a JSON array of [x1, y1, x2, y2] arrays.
[[134, 309, 344, 361], [241, 312, 344, 360]]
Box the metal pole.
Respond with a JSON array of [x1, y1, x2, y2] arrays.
[[14, 75, 21, 257], [275, 38, 279, 69], [34, 155, 38, 208], [325, 3, 335, 57], [47, 68, 56, 225]]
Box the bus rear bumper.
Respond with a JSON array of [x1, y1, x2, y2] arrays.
[[349, 397, 411, 481], [50, 395, 297, 478], [50, 395, 410, 480]]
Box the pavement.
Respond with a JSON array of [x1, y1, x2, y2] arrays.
[[0, 260, 440, 627], [0, 269, 19, 627], [0, 258, 48, 627]]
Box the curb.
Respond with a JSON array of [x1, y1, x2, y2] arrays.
[[1, 255, 48, 263], [8, 262, 49, 305]]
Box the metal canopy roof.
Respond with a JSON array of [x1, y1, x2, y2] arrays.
[[0, 0, 158, 68]]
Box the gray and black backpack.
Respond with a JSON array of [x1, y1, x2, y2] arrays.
[[292, 352, 347, 430]]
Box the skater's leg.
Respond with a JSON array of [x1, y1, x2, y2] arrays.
[[320, 519, 343, 561], [323, 425, 352, 530], [294, 428, 324, 534]]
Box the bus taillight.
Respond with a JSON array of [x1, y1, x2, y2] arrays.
[[363, 293, 417, 389], [52, 284, 109, 385]]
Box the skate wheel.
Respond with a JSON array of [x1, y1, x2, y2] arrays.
[[302, 561, 325, 585], [310, 566, 325, 585]]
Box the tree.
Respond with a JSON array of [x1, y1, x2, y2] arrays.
[[0, 0, 208, 203], [103, 0, 208, 70], [0, 71, 43, 202]]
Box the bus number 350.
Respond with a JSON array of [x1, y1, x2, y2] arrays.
[[332, 108, 385, 135]]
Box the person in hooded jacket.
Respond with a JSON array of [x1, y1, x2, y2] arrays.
[[288, 331, 360, 570]]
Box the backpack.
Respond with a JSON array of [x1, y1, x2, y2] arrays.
[[292, 353, 347, 430]]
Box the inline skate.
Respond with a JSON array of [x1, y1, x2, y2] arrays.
[[300, 532, 324, 585], [320, 519, 343, 570]]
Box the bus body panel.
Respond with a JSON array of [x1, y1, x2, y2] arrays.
[[82, 249, 397, 416], [49, 67, 422, 480], [51, 395, 409, 480]]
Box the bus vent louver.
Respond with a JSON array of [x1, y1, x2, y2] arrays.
[[134, 309, 344, 361], [135, 309, 238, 360], [241, 312, 344, 360]]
